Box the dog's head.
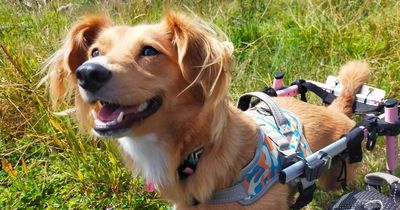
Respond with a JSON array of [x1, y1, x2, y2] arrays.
[[46, 11, 233, 139]]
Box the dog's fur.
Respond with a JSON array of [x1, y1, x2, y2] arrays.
[[45, 11, 369, 209]]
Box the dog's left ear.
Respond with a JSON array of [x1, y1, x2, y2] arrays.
[[44, 16, 113, 108], [42, 16, 112, 131], [165, 11, 233, 109]]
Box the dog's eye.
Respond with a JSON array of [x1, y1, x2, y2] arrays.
[[141, 46, 159, 56], [91, 48, 100, 57]]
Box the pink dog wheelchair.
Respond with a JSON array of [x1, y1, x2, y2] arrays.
[[259, 72, 400, 209]]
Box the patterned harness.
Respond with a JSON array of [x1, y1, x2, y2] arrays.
[[205, 92, 313, 205]]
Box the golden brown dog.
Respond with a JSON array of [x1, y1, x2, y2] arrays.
[[45, 11, 369, 209]]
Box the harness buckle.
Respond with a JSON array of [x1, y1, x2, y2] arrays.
[[178, 146, 204, 180], [279, 149, 298, 168], [304, 152, 332, 182]]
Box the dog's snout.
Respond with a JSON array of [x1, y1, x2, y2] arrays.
[[76, 63, 112, 92]]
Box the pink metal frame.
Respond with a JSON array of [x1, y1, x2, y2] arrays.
[[272, 74, 399, 173], [385, 101, 399, 173]]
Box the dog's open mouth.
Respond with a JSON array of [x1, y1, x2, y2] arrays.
[[91, 96, 162, 135]]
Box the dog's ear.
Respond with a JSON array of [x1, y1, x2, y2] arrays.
[[165, 11, 233, 110], [44, 16, 113, 107]]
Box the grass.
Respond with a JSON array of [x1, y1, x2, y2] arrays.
[[0, 0, 399, 209]]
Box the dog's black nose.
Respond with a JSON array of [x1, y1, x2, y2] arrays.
[[76, 63, 112, 92]]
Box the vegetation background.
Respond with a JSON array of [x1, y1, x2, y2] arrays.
[[1, 0, 399, 209]]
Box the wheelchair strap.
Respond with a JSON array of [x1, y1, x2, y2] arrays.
[[290, 81, 382, 114], [365, 172, 400, 199]]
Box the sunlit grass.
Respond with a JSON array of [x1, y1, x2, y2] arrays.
[[1, 0, 399, 209]]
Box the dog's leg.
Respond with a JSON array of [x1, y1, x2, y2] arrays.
[[318, 160, 358, 190], [301, 110, 357, 191]]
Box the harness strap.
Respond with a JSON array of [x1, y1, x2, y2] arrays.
[[237, 92, 292, 139], [238, 92, 297, 167], [206, 132, 278, 205], [206, 183, 248, 204], [206, 133, 264, 205]]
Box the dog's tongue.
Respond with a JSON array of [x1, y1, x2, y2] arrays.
[[98, 104, 139, 122]]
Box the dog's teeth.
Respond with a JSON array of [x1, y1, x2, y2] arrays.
[[91, 110, 97, 119], [95, 119, 106, 126], [117, 112, 124, 123], [138, 102, 148, 112], [95, 118, 117, 127], [107, 120, 117, 126]]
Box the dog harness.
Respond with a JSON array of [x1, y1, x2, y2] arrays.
[[177, 92, 313, 205], [201, 92, 313, 205]]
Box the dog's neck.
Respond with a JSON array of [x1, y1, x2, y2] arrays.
[[117, 134, 170, 188], [117, 102, 259, 204], [167, 104, 258, 203]]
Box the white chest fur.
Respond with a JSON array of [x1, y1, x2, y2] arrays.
[[118, 134, 169, 186]]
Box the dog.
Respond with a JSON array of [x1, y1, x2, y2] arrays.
[[45, 11, 369, 209]]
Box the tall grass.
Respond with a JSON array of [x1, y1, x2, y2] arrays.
[[1, 0, 399, 209]]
